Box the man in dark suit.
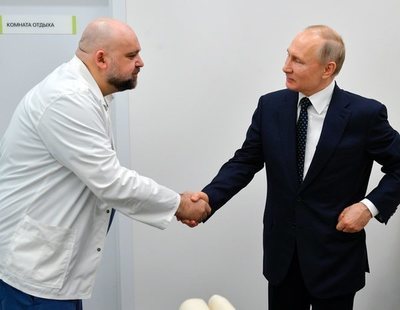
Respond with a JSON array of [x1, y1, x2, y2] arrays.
[[189, 25, 400, 309]]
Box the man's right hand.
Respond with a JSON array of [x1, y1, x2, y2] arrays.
[[175, 192, 211, 227]]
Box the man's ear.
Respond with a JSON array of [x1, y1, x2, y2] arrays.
[[323, 61, 337, 78], [95, 50, 107, 69]]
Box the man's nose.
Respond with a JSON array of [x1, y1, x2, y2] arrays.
[[282, 59, 292, 73], [136, 55, 144, 67]]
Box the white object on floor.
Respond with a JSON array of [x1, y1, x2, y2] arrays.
[[179, 295, 236, 310], [179, 298, 209, 310], [208, 295, 235, 310]]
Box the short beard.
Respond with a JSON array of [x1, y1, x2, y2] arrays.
[[108, 76, 137, 92]]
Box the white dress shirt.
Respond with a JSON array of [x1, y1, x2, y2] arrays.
[[0, 56, 180, 299], [298, 81, 378, 216]]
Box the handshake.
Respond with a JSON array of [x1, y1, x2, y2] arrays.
[[175, 192, 211, 227]]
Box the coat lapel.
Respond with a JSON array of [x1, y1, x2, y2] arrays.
[[301, 85, 351, 189]]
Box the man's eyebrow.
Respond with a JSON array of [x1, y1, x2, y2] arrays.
[[126, 51, 139, 57]]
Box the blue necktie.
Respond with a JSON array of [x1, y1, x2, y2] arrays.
[[296, 97, 311, 183]]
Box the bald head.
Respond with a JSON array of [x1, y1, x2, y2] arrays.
[[75, 18, 144, 96], [78, 18, 137, 55]]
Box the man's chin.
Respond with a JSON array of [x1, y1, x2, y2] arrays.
[[114, 79, 137, 92], [285, 82, 298, 92]]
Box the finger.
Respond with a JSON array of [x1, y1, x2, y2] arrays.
[[181, 219, 198, 227], [336, 220, 344, 231], [190, 193, 201, 202], [187, 220, 199, 228], [190, 192, 209, 203], [198, 192, 209, 203]]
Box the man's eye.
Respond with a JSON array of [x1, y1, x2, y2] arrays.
[[127, 53, 138, 59]]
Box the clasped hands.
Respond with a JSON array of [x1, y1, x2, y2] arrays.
[[175, 192, 210, 227]]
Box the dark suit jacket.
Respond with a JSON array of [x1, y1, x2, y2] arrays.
[[202, 84, 400, 298]]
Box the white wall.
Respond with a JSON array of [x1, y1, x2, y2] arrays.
[[124, 0, 400, 309]]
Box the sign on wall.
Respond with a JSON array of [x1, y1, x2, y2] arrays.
[[0, 15, 76, 35]]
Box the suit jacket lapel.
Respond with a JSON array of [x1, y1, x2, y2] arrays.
[[301, 85, 352, 189]]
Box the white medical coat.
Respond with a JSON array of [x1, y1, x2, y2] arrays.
[[0, 56, 180, 299]]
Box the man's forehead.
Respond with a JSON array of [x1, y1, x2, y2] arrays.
[[118, 35, 140, 50], [289, 33, 322, 54]]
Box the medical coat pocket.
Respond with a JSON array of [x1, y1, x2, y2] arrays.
[[5, 215, 76, 289]]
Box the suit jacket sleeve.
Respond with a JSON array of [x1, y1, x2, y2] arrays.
[[365, 104, 400, 223], [202, 100, 265, 216]]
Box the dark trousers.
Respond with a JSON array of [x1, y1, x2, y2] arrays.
[[0, 280, 83, 310], [268, 252, 355, 310]]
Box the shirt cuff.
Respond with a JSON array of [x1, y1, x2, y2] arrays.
[[361, 198, 379, 217]]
